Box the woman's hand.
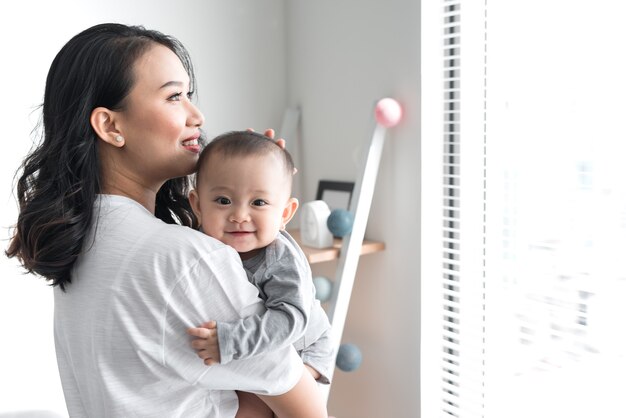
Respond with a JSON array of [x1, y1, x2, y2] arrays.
[[247, 128, 297, 173], [247, 128, 286, 149]]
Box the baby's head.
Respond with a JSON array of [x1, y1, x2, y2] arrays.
[[189, 130, 298, 259]]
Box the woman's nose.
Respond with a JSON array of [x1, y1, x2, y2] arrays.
[[186, 101, 205, 127]]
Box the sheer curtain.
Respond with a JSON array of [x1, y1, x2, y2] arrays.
[[421, 1, 626, 417]]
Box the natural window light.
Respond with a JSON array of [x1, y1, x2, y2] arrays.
[[422, 1, 626, 417]]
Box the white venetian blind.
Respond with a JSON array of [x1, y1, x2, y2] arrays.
[[424, 1, 626, 417], [423, 2, 488, 417]]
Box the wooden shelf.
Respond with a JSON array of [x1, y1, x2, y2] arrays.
[[289, 229, 385, 265]]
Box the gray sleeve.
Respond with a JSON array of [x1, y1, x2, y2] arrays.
[[299, 300, 335, 384], [217, 237, 314, 364], [300, 328, 335, 385]]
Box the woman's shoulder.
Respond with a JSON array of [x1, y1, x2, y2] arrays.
[[97, 194, 232, 259], [158, 222, 227, 254], [127, 222, 244, 292]]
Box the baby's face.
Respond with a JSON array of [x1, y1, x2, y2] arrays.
[[191, 152, 295, 258]]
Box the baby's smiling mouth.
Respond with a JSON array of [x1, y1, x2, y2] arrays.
[[228, 231, 253, 235]]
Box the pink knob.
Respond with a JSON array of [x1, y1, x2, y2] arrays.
[[375, 98, 402, 128]]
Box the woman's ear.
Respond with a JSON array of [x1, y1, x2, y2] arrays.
[[281, 198, 299, 230], [188, 189, 202, 227], [90, 107, 124, 147]]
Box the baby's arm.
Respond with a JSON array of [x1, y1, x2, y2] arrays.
[[219, 256, 312, 363], [189, 270, 309, 365], [189, 237, 314, 365]]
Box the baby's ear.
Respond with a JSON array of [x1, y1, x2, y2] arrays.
[[280, 198, 299, 230], [188, 189, 202, 227]]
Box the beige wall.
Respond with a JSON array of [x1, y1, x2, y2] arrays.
[[286, 1, 421, 416]]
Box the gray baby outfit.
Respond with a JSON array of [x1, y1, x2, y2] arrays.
[[216, 230, 335, 383]]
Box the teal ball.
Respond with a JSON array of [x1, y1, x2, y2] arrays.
[[327, 209, 354, 237], [336, 343, 362, 372], [313, 276, 333, 303]]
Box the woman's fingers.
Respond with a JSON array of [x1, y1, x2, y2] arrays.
[[247, 128, 285, 147]]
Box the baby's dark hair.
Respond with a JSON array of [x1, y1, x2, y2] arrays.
[[196, 130, 295, 187]]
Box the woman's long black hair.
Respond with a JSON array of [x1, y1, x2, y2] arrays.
[[6, 23, 199, 290]]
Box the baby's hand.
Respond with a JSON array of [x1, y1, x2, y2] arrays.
[[187, 320, 221, 366]]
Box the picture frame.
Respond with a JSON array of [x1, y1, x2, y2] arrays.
[[316, 180, 355, 211]]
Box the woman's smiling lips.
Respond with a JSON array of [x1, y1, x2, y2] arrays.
[[182, 133, 201, 152]]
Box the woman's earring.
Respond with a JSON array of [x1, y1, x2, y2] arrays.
[[114, 135, 124, 143]]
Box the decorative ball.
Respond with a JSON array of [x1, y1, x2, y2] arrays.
[[327, 209, 354, 238], [313, 276, 333, 303], [375, 97, 402, 128], [336, 343, 363, 372]]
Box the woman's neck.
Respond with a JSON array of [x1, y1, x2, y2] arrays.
[[98, 144, 162, 215], [100, 183, 158, 215]]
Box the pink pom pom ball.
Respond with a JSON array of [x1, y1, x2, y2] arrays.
[[375, 98, 402, 128]]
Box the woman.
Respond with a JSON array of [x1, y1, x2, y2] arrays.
[[6, 23, 326, 418]]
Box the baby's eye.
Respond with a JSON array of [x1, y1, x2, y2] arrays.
[[215, 197, 231, 205], [252, 199, 268, 207]]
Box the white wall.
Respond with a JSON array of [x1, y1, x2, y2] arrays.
[[0, 1, 286, 415], [286, 1, 421, 417]]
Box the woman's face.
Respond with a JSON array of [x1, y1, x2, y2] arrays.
[[115, 44, 204, 186]]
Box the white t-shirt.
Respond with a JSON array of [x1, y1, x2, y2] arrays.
[[54, 195, 302, 418]]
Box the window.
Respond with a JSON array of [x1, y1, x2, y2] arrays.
[[422, 1, 626, 417]]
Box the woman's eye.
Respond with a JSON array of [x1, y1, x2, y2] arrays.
[[215, 197, 231, 205], [168, 92, 182, 101], [252, 199, 267, 207], [187, 91, 195, 100]]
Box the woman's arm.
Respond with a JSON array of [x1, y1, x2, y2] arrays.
[[257, 367, 328, 418], [163, 241, 311, 397]]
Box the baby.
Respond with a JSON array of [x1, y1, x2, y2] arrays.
[[187, 130, 334, 417]]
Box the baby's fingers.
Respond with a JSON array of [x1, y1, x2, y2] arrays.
[[187, 327, 211, 339], [196, 349, 213, 361], [204, 358, 219, 366], [191, 338, 211, 350], [200, 320, 217, 330]]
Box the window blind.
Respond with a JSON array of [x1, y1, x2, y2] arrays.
[[423, 1, 488, 417], [425, 1, 626, 417], [442, 2, 487, 417], [441, 2, 463, 416]]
